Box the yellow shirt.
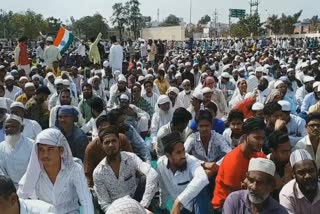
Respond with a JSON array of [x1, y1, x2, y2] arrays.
[[154, 79, 170, 95], [16, 93, 29, 105]]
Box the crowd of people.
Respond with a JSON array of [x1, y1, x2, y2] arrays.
[[0, 32, 320, 214]]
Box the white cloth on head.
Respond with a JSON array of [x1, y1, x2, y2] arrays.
[[17, 128, 94, 214], [248, 157, 276, 176], [106, 196, 147, 214]]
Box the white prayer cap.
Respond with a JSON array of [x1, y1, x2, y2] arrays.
[[4, 75, 14, 81], [262, 68, 269, 74], [278, 100, 291, 112], [145, 74, 154, 79], [182, 79, 190, 85], [287, 68, 295, 73], [0, 65, 5, 70], [313, 81, 320, 89], [274, 80, 284, 89], [24, 82, 35, 88], [54, 78, 63, 85], [175, 73, 182, 78], [46, 72, 55, 78], [290, 149, 313, 167], [201, 87, 213, 94], [117, 74, 127, 82], [222, 64, 230, 72], [247, 66, 254, 71], [311, 60, 318, 65], [193, 62, 199, 67], [119, 94, 129, 100], [62, 79, 70, 86], [10, 101, 25, 109], [317, 85, 320, 93], [138, 76, 145, 82], [249, 71, 255, 76], [114, 70, 121, 76], [5, 114, 23, 125], [167, 86, 179, 95], [303, 76, 315, 83], [245, 62, 250, 66], [46, 36, 53, 42], [248, 158, 276, 176], [255, 66, 264, 73], [157, 95, 171, 105], [235, 55, 241, 61], [252, 102, 264, 111], [0, 98, 7, 109], [201, 72, 208, 78], [30, 66, 37, 71], [192, 90, 203, 101], [106, 196, 147, 214], [221, 72, 231, 79], [19, 76, 28, 81], [103, 60, 109, 68], [185, 62, 192, 66], [31, 74, 41, 80]]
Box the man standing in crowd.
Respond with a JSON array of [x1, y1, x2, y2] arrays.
[[43, 36, 61, 69], [14, 36, 30, 76], [109, 36, 123, 73]]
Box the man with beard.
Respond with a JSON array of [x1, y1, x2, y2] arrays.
[[267, 131, 293, 201], [255, 77, 270, 104], [295, 113, 320, 170], [25, 86, 51, 129], [93, 126, 158, 213], [301, 82, 320, 117], [280, 149, 320, 212], [0, 115, 33, 187], [213, 117, 267, 211], [16, 82, 35, 105], [296, 76, 315, 110], [177, 80, 193, 109], [107, 74, 131, 109], [182, 62, 195, 89], [223, 158, 288, 213], [286, 68, 302, 93], [4, 75, 22, 101], [79, 83, 97, 123], [0, 98, 9, 142], [157, 132, 211, 214]]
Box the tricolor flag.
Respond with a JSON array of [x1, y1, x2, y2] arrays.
[[54, 27, 74, 54]]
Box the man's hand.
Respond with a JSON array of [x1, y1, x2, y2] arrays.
[[201, 162, 219, 177], [145, 208, 153, 214], [274, 119, 287, 131], [171, 200, 182, 214]]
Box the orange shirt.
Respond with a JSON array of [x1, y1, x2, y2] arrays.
[[212, 144, 266, 209]]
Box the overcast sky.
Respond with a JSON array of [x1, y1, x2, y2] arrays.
[[2, 0, 320, 25]]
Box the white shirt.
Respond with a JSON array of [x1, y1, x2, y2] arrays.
[[21, 162, 93, 214], [81, 110, 106, 137], [295, 135, 320, 170], [22, 119, 42, 140], [20, 198, 55, 214], [109, 44, 123, 70], [43, 45, 61, 68], [157, 154, 209, 211], [0, 136, 33, 187], [286, 114, 306, 146], [177, 90, 192, 109], [5, 86, 22, 101], [76, 44, 86, 57], [142, 93, 159, 108], [93, 152, 158, 212], [36, 46, 44, 61]]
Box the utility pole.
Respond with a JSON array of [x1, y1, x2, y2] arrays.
[[249, 0, 260, 16], [189, 0, 192, 24], [213, 9, 218, 37], [157, 8, 160, 23]]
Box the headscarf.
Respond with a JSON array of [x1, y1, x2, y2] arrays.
[[17, 128, 74, 198], [264, 89, 281, 104], [154, 95, 173, 127]]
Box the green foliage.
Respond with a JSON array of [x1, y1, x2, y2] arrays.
[[309, 15, 319, 33], [111, 2, 128, 41], [160, 14, 181, 27], [266, 10, 303, 35], [73, 13, 109, 40], [198, 15, 211, 25], [46, 17, 62, 36], [230, 13, 264, 38]]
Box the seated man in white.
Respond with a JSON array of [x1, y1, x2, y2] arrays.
[[18, 128, 94, 214], [10, 102, 42, 140], [0, 175, 55, 214], [0, 114, 33, 187]]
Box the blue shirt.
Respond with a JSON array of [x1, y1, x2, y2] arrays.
[[301, 92, 318, 113], [189, 118, 225, 134], [127, 124, 151, 161]]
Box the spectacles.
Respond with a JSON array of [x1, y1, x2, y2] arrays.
[[308, 124, 320, 129]]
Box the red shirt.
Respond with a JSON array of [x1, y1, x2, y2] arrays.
[[212, 144, 266, 209], [234, 97, 255, 118]]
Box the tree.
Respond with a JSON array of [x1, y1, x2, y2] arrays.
[[279, 10, 302, 34], [310, 15, 319, 33], [46, 17, 62, 36], [160, 14, 181, 27], [230, 13, 264, 38], [125, 0, 145, 39], [73, 13, 109, 40], [266, 15, 281, 35], [198, 15, 211, 25], [111, 2, 128, 41]]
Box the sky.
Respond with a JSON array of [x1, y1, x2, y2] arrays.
[[1, 0, 320, 25]]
